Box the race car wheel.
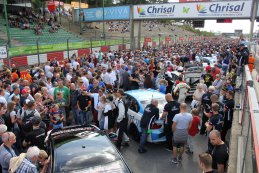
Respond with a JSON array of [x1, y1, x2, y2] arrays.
[[129, 123, 140, 142]]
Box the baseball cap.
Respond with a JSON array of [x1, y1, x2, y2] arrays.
[[31, 116, 42, 125], [21, 89, 27, 95], [0, 124, 7, 134]]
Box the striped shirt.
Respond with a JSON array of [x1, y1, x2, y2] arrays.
[[16, 158, 38, 173]]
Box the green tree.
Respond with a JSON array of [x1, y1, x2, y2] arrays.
[[31, 0, 42, 10]]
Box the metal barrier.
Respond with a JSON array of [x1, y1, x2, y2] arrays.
[[236, 65, 259, 173]]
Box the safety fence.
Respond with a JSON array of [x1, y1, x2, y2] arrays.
[[232, 64, 259, 173]]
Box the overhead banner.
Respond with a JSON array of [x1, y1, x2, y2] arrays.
[[83, 6, 130, 21], [133, 1, 252, 19]]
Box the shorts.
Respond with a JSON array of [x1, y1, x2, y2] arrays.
[[173, 141, 185, 148]]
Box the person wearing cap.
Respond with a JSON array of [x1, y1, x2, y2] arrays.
[[20, 88, 34, 107], [22, 116, 46, 150]]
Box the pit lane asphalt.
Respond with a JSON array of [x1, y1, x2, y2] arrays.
[[120, 100, 208, 173]]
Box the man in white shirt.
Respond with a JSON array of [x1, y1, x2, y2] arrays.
[[66, 69, 73, 82], [0, 88, 7, 106], [90, 89, 105, 126], [81, 72, 89, 89]]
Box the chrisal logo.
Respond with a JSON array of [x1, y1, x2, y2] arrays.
[[197, 4, 207, 13], [137, 7, 145, 15]]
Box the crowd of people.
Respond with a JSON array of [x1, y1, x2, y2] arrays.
[[5, 9, 61, 35], [0, 37, 250, 172]]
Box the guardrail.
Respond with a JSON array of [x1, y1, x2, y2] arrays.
[[235, 65, 259, 173]]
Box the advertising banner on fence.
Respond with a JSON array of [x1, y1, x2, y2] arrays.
[[133, 1, 252, 19], [83, 6, 130, 21], [0, 46, 7, 59]]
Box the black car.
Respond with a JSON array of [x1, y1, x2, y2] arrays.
[[46, 125, 132, 173]]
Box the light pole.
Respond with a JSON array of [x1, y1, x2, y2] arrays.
[[79, 0, 82, 35], [59, 0, 61, 25], [4, 0, 11, 47], [102, 0, 105, 39]]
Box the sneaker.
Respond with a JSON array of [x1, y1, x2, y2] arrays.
[[185, 150, 193, 155], [138, 148, 147, 154], [171, 158, 178, 164], [165, 147, 173, 152], [177, 155, 182, 162]]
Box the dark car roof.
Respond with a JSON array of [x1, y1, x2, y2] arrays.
[[50, 127, 131, 173]]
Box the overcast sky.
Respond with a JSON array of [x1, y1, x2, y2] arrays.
[[166, 0, 258, 34]]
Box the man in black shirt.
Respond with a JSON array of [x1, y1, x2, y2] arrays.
[[221, 90, 235, 141], [77, 91, 91, 125], [161, 94, 180, 151], [198, 153, 218, 173], [203, 70, 213, 88], [209, 130, 229, 173], [139, 99, 159, 153], [23, 116, 46, 150], [129, 69, 140, 90], [200, 86, 215, 135]]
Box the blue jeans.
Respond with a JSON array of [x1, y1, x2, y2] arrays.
[[80, 110, 90, 125], [53, 122, 63, 129], [139, 128, 148, 150], [72, 107, 79, 125], [99, 116, 104, 130]]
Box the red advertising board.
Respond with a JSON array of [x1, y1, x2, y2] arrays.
[[179, 37, 184, 41], [165, 37, 171, 42], [145, 37, 151, 42]]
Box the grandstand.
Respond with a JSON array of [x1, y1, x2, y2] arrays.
[[0, 17, 84, 46]]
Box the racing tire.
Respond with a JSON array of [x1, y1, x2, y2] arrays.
[[129, 123, 140, 142]]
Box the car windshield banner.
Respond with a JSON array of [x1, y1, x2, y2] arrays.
[[133, 1, 252, 19]]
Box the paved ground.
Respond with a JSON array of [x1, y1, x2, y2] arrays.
[[121, 134, 208, 173], [120, 99, 210, 173]]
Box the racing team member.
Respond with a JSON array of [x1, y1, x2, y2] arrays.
[[200, 86, 215, 135], [161, 94, 180, 151], [173, 77, 190, 104], [115, 89, 129, 150], [139, 99, 159, 154]]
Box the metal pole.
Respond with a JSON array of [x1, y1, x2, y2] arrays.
[[67, 38, 70, 59], [59, 0, 61, 25], [6, 44, 10, 69], [79, 0, 82, 35], [129, 5, 134, 49], [138, 20, 141, 49], [90, 38, 93, 54], [4, 0, 11, 47], [102, 0, 105, 39], [37, 38, 40, 65], [159, 35, 161, 47], [249, 0, 258, 51]]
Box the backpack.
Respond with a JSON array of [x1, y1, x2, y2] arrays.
[[21, 110, 35, 133]]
